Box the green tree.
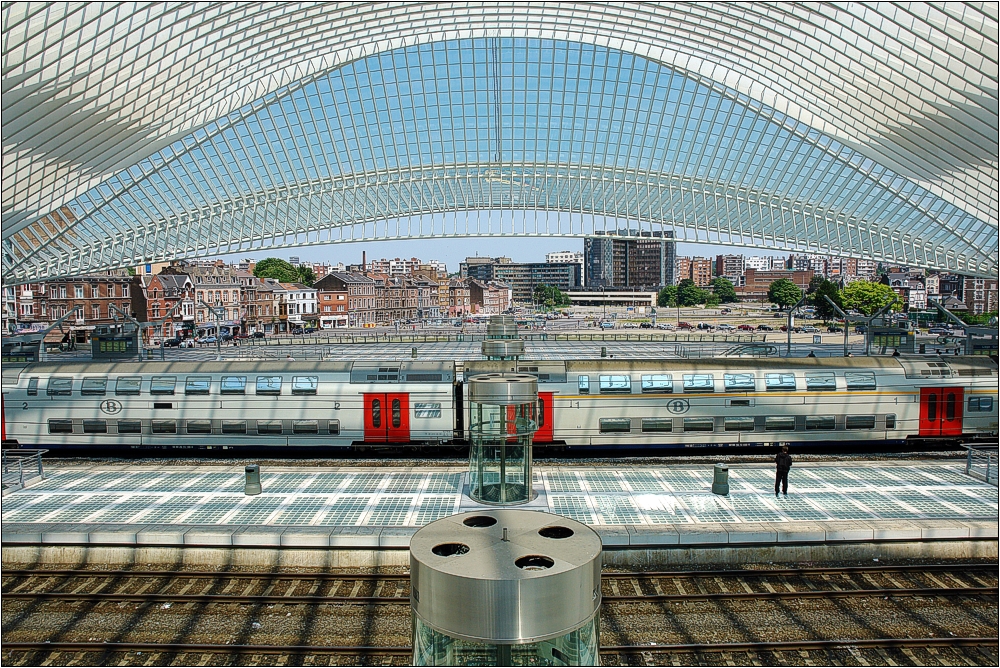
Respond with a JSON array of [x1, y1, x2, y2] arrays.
[[533, 283, 570, 308], [706, 294, 721, 307], [253, 257, 298, 283], [811, 279, 843, 321], [295, 265, 316, 286], [656, 285, 678, 308], [676, 279, 709, 307], [710, 277, 738, 303], [841, 280, 902, 315], [807, 274, 824, 294], [767, 278, 802, 308]]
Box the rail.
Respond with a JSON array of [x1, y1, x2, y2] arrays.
[[965, 445, 999, 486], [1, 449, 47, 493]]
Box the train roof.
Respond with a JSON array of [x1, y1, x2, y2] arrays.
[[7, 360, 453, 375]]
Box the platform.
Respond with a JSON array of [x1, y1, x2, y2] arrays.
[[2, 461, 996, 560]]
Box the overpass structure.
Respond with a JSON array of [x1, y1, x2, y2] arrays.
[[2, 2, 997, 284]]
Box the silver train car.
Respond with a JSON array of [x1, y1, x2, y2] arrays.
[[1, 356, 996, 450]]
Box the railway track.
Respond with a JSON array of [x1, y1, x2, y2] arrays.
[[5, 563, 997, 666]]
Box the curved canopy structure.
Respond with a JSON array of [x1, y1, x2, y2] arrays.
[[3, 2, 997, 283]]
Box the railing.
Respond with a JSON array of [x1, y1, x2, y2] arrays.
[[965, 445, 999, 486], [1, 449, 48, 493]]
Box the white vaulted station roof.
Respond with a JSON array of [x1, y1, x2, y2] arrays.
[[2, 2, 997, 283]]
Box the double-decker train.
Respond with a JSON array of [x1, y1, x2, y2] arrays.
[[2, 355, 996, 452]]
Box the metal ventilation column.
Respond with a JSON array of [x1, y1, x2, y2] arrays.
[[411, 509, 602, 666], [485, 315, 519, 339], [467, 373, 538, 504]]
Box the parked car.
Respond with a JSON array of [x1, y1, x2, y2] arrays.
[[826, 325, 843, 333], [291, 327, 304, 335], [854, 325, 867, 334], [801, 326, 820, 333], [599, 321, 615, 329], [220, 333, 234, 342], [163, 338, 181, 347], [717, 324, 735, 331], [656, 323, 675, 330], [639, 322, 653, 329], [737, 324, 754, 331], [304, 327, 317, 334], [756, 324, 773, 331], [696, 322, 714, 330], [677, 322, 694, 330], [251, 331, 266, 339], [720, 308, 731, 315], [201, 336, 217, 344]]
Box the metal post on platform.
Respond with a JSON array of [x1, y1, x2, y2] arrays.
[[966, 448, 973, 475]]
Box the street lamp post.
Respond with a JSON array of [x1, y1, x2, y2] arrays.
[[198, 300, 226, 359]]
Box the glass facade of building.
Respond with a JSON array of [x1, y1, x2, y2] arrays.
[[3, 3, 996, 283]]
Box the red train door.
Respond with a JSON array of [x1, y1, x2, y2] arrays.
[[535, 392, 554, 443], [363, 393, 410, 443], [919, 387, 964, 437]]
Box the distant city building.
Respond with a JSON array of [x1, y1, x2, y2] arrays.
[[459, 256, 512, 281], [715, 254, 746, 284], [546, 250, 585, 284], [583, 230, 674, 288], [675, 256, 713, 287], [744, 256, 773, 272], [964, 277, 998, 315], [493, 262, 581, 303], [735, 268, 812, 302]]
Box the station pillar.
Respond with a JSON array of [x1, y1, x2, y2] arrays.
[[411, 509, 602, 666], [467, 373, 537, 504], [486, 315, 519, 339], [481, 338, 525, 361]]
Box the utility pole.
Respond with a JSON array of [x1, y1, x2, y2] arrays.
[[198, 300, 227, 359]]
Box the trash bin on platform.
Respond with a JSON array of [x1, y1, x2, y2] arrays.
[[711, 463, 729, 495], [244, 464, 261, 495]]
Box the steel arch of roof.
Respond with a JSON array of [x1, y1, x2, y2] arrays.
[[2, 2, 997, 283]]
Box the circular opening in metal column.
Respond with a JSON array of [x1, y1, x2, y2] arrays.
[[463, 515, 498, 527], [431, 543, 470, 557], [515, 555, 554, 570], [538, 526, 574, 539]]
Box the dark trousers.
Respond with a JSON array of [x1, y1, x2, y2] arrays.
[[775, 469, 789, 495]]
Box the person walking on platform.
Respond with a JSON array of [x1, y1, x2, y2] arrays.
[[775, 445, 792, 497]]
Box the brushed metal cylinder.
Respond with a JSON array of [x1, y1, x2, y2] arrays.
[[410, 510, 602, 644], [485, 323, 519, 339], [481, 339, 525, 358], [468, 373, 537, 405]]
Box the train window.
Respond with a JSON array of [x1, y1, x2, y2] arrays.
[[968, 397, 994, 412], [927, 393, 937, 421], [599, 375, 631, 394], [846, 415, 876, 430], [81, 378, 108, 396], [116, 377, 142, 395], [186, 420, 212, 434], [82, 419, 107, 434], [150, 376, 176, 395], [151, 419, 177, 434], [764, 373, 797, 391], [886, 414, 896, 429], [256, 376, 283, 396], [682, 374, 715, 393], [117, 420, 142, 434], [683, 417, 715, 432], [599, 418, 632, 433], [805, 416, 836, 430], [291, 376, 318, 395], [764, 417, 796, 431], [844, 372, 876, 391], [392, 398, 401, 428], [221, 420, 246, 434], [723, 374, 755, 392], [805, 372, 836, 391], [256, 420, 283, 435], [578, 376, 590, 394], [328, 420, 341, 435], [724, 417, 755, 432], [46, 377, 73, 396], [641, 374, 673, 393], [641, 418, 672, 433], [945, 392, 957, 421], [220, 376, 247, 395], [27, 377, 38, 396], [414, 403, 442, 418], [371, 398, 381, 427], [537, 398, 545, 427], [48, 419, 74, 433], [293, 420, 319, 435], [185, 377, 212, 395]]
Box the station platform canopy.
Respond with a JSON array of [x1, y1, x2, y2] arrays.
[[2, 2, 997, 283]]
